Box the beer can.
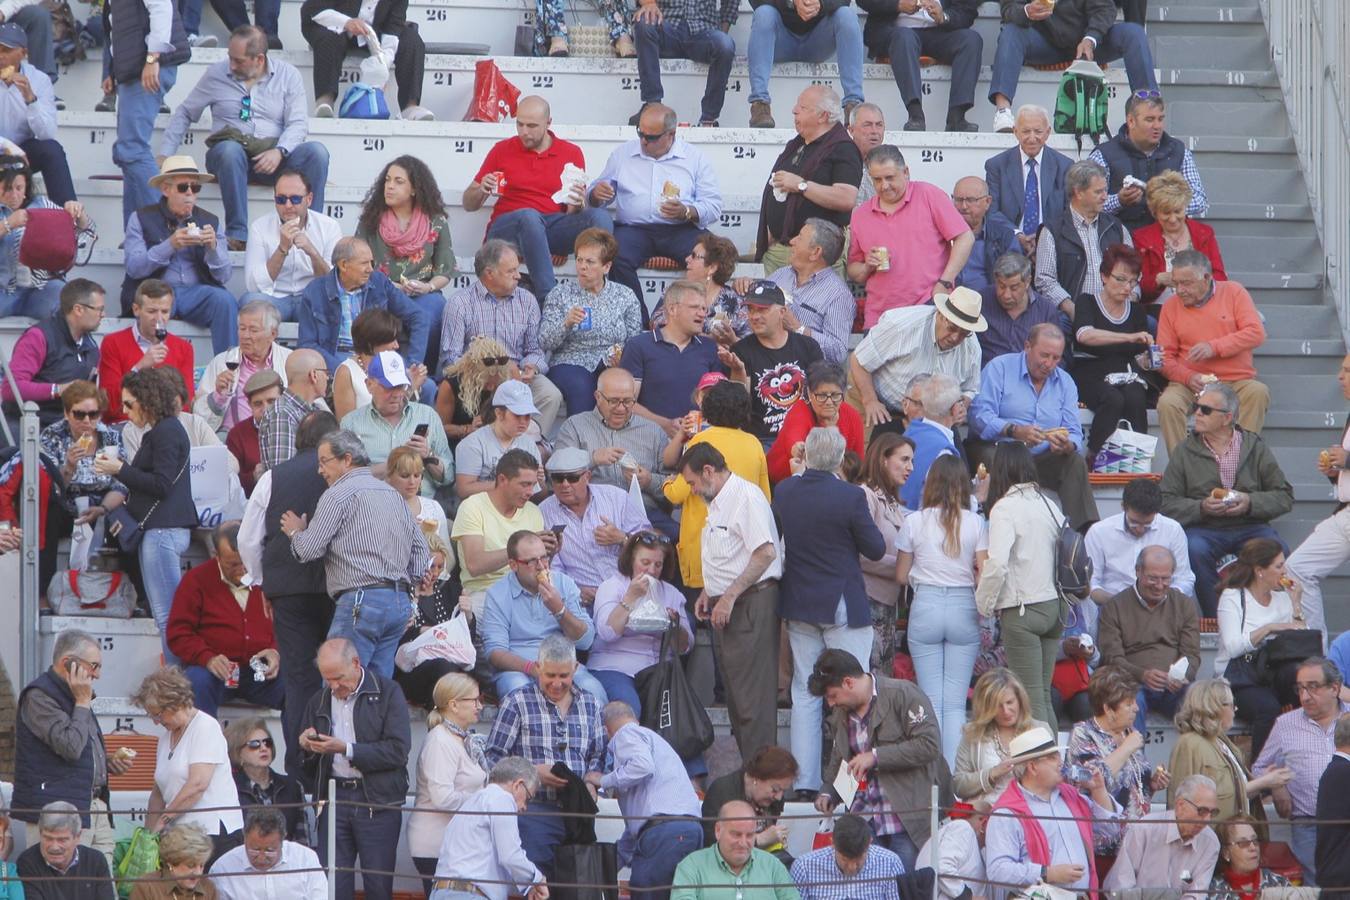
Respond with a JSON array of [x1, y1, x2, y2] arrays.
[[226, 662, 240, 689], [875, 247, 891, 271], [579, 306, 593, 331], [1148, 344, 1164, 368]]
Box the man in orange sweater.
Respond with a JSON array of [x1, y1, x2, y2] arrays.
[[166, 520, 283, 718], [1156, 249, 1268, 451]]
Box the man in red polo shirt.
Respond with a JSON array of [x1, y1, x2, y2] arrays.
[[97, 278, 196, 423], [463, 95, 614, 301]]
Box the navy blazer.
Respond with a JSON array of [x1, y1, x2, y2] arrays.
[[772, 469, 886, 628], [1316, 753, 1350, 889], [984, 145, 1074, 235], [296, 269, 430, 372]]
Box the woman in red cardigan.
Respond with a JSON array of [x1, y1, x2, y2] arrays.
[[766, 361, 863, 484], [1134, 170, 1228, 305]]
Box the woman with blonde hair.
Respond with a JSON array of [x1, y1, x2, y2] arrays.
[[1133, 169, 1227, 304], [898, 454, 989, 767], [1168, 678, 1293, 819], [407, 672, 488, 897], [129, 823, 216, 900], [436, 335, 515, 445], [386, 446, 451, 547], [952, 668, 1048, 803]]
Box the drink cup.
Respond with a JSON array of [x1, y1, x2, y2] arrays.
[[875, 247, 891, 271]]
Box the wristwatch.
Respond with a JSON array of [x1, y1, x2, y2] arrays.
[[796, 180, 809, 193], [936, 278, 955, 290], [551, 608, 566, 621], [145, 53, 160, 65]]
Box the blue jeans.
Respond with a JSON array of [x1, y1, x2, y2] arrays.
[[1133, 684, 1187, 736], [139, 527, 191, 667], [988, 22, 1157, 104], [629, 819, 703, 900], [178, 0, 205, 34], [183, 662, 286, 718], [519, 799, 567, 879], [239, 291, 302, 322], [327, 586, 413, 678], [787, 600, 875, 792], [590, 668, 642, 715], [875, 831, 920, 873], [748, 5, 864, 104], [1186, 523, 1286, 618], [22, 139, 75, 205], [549, 363, 601, 415], [172, 282, 239, 354], [486, 207, 613, 299], [1292, 819, 1317, 885], [205, 139, 331, 241], [115, 66, 178, 227], [494, 664, 609, 705], [0, 281, 64, 319], [634, 21, 735, 123], [907, 583, 981, 768]]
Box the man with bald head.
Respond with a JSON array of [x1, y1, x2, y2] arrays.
[[465, 96, 613, 300], [985, 105, 1074, 252], [590, 103, 723, 307], [1097, 544, 1200, 734], [671, 800, 798, 898], [952, 175, 1019, 295], [630, 0, 736, 128], [258, 348, 331, 470]]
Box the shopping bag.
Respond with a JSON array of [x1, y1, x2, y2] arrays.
[[19, 207, 77, 275], [1091, 419, 1158, 474], [463, 58, 521, 122], [394, 609, 476, 672], [112, 826, 159, 899], [550, 842, 618, 900], [812, 816, 835, 850], [48, 570, 136, 617], [634, 625, 714, 761]]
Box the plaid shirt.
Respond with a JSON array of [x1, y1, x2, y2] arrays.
[[1202, 428, 1243, 490], [846, 682, 904, 836], [791, 845, 904, 900], [485, 683, 606, 802], [1035, 208, 1136, 306], [258, 389, 320, 471], [1090, 145, 1209, 220], [1252, 701, 1350, 817], [659, 0, 739, 33], [439, 280, 546, 374]]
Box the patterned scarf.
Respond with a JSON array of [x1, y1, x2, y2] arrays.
[[446, 721, 488, 773]]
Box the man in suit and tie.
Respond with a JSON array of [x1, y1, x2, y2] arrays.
[[985, 105, 1073, 254], [772, 427, 886, 800], [1285, 354, 1350, 637], [1316, 712, 1350, 892]]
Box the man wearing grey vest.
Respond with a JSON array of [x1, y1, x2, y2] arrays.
[[239, 409, 335, 776]]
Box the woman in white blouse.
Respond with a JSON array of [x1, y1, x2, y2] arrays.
[[132, 669, 243, 844], [974, 443, 1066, 733], [897, 455, 988, 767], [1214, 536, 1306, 761], [407, 673, 489, 892]]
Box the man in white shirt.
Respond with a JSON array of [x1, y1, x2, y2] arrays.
[[242, 169, 342, 321], [433, 757, 547, 900], [210, 808, 327, 900], [681, 441, 783, 763]]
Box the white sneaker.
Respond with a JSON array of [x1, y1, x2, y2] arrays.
[[402, 105, 435, 121], [992, 106, 1016, 133], [188, 33, 217, 48], [314, 102, 334, 118]]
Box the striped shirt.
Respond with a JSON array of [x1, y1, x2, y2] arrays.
[[766, 264, 856, 366], [853, 305, 982, 410], [554, 409, 669, 494], [439, 280, 547, 374], [289, 466, 430, 595], [539, 483, 651, 589], [484, 683, 606, 803], [1203, 429, 1243, 491], [1034, 208, 1136, 306], [791, 845, 904, 900], [1090, 145, 1209, 221], [701, 472, 783, 597]]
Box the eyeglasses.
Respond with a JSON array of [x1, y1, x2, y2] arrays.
[[688, 251, 707, 262], [174, 182, 203, 194], [951, 194, 989, 205], [1190, 403, 1228, 417], [69, 410, 100, 421], [638, 129, 672, 143], [479, 355, 510, 367], [514, 555, 550, 568], [456, 695, 483, 706], [549, 472, 584, 484], [274, 194, 306, 206], [1106, 272, 1141, 286], [632, 531, 672, 546], [76, 302, 106, 316], [1179, 797, 1221, 818], [243, 738, 275, 750], [598, 395, 635, 407], [239, 95, 252, 122], [317, 455, 339, 466], [72, 658, 102, 672], [1296, 681, 1331, 695], [812, 391, 844, 404], [1228, 838, 1259, 849]]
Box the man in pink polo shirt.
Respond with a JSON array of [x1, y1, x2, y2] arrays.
[[463, 95, 613, 300], [847, 144, 973, 328]]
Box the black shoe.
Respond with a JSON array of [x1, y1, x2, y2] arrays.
[[159, 102, 170, 114], [628, 101, 655, 126], [903, 113, 926, 131], [267, 34, 284, 50], [95, 93, 116, 113], [54, 96, 66, 111], [788, 789, 819, 804], [946, 115, 978, 133]]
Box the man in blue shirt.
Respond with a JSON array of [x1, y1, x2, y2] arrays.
[[0, 25, 73, 204], [621, 280, 724, 436], [970, 323, 1099, 529], [977, 252, 1069, 368], [479, 529, 609, 704]]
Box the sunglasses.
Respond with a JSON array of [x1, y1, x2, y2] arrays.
[[239, 95, 252, 122], [1132, 89, 1163, 101], [69, 410, 100, 421], [274, 194, 306, 206], [1190, 403, 1228, 416], [632, 532, 672, 546], [244, 738, 274, 750], [479, 355, 510, 367], [638, 129, 671, 143], [550, 472, 584, 484], [174, 182, 203, 194]]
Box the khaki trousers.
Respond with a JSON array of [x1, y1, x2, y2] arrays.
[[80, 797, 116, 868], [711, 580, 781, 763], [1157, 379, 1270, 452]]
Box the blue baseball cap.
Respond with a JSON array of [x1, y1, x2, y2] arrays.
[[0, 24, 26, 49], [367, 350, 410, 389]]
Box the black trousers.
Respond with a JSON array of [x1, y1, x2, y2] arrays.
[[883, 24, 983, 112], [317, 783, 401, 900], [1233, 682, 1282, 762], [301, 20, 426, 109], [1077, 377, 1148, 457], [270, 591, 334, 778], [1116, 0, 1147, 25]]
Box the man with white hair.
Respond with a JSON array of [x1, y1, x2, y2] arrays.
[[15, 801, 115, 899], [1103, 774, 1220, 897], [433, 757, 548, 900], [194, 298, 293, 433], [900, 372, 964, 509], [773, 428, 886, 799], [984, 105, 1074, 252]]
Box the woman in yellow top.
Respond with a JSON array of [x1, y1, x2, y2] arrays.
[[662, 380, 770, 587]]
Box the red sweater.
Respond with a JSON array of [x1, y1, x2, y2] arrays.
[[766, 399, 865, 484], [97, 328, 196, 423], [166, 558, 275, 668], [1132, 218, 1227, 304], [226, 418, 262, 496], [1157, 280, 1265, 387]]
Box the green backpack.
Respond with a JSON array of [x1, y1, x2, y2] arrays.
[[1054, 59, 1111, 149], [112, 826, 160, 899]]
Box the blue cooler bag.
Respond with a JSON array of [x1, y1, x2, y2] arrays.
[[340, 82, 389, 119]]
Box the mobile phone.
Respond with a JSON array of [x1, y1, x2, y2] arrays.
[[550, 524, 567, 535], [414, 423, 430, 438]]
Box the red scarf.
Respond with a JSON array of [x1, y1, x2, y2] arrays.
[[992, 779, 1100, 894], [1223, 868, 1262, 900], [378, 208, 432, 258]]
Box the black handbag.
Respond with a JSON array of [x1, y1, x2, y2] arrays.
[[106, 459, 188, 552], [634, 625, 714, 761], [1223, 589, 1320, 688], [550, 842, 618, 900]]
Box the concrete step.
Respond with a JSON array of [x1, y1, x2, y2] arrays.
[[1149, 35, 1272, 70]]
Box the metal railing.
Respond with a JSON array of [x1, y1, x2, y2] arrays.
[[1263, 0, 1350, 332], [0, 340, 43, 688]]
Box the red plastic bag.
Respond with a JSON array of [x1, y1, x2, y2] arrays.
[[463, 59, 521, 123], [891, 652, 916, 683], [812, 817, 834, 850]]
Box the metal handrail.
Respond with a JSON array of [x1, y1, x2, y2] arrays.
[[0, 337, 43, 686]]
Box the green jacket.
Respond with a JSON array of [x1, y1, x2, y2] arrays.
[[1160, 428, 1293, 529]]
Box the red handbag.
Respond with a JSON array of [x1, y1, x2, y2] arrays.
[[19, 207, 77, 274]]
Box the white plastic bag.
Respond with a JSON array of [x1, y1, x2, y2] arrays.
[[394, 610, 476, 672], [627, 575, 670, 634]]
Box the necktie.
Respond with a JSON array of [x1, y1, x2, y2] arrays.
[[1023, 158, 1041, 235]]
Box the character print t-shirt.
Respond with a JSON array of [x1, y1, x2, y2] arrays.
[[731, 332, 824, 443]]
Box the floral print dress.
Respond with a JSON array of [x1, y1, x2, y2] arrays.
[[1065, 716, 1156, 854]]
